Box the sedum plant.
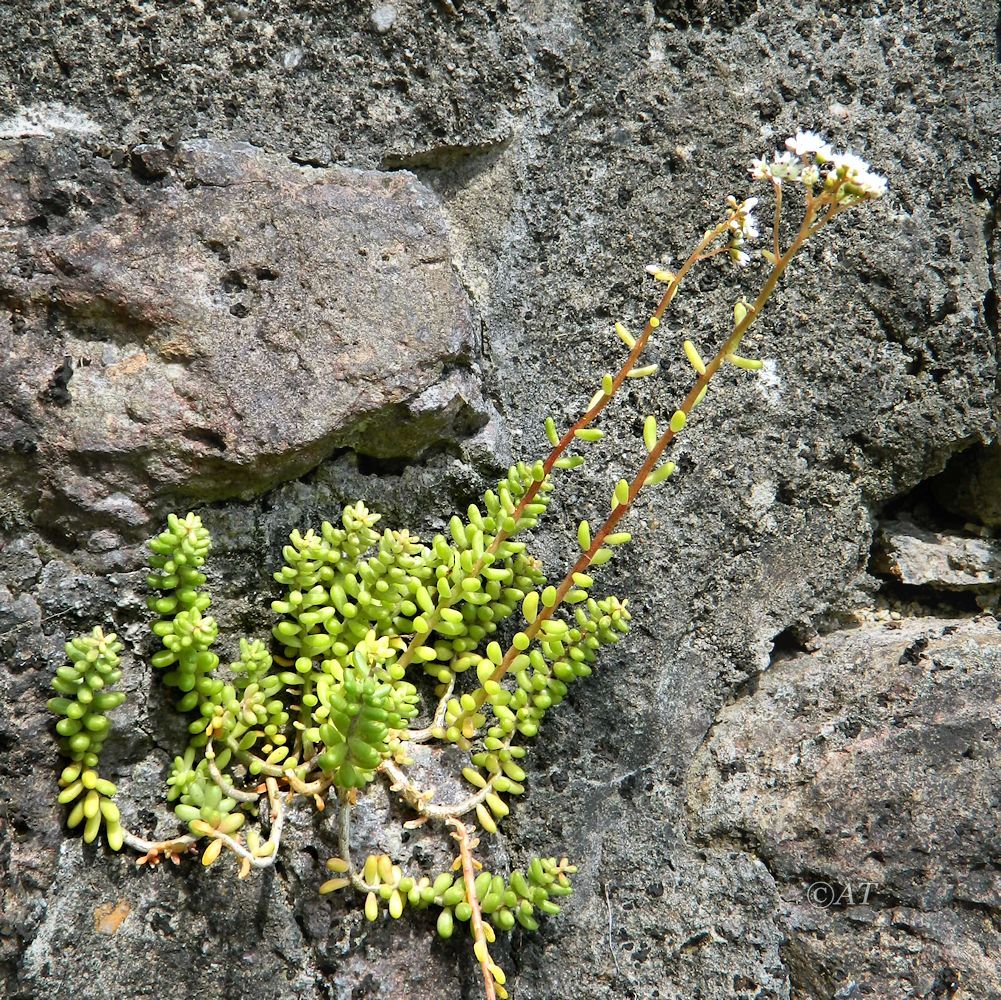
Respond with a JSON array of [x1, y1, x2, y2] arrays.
[[50, 134, 885, 1000]]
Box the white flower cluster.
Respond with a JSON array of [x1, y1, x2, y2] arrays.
[[750, 131, 887, 202]]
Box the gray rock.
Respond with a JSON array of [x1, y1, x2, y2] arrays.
[[874, 518, 1001, 591], [0, 0, 999, 998], [687, 617, 1001, 1000], [0, 139, 486, 535]]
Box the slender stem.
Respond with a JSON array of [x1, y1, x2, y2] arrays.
[[448, 818, 497, 1000], [337, 797, 380, 892], [122, 778, 285, 870], [810, 199, 843, 236], [122, 829, 196, 857], [206, 740, 261, 802], [456, 191, 844, 727], [287, 772, 332, 798], [204, 777, 286, 870], [225, 737, 287, 777], [772, 178, 783, 260], [225, 736, 318, 782], [697, 245, 736, 263], [392, 213, 741, 677], [404, 675, 455, 743], [380, 759, 498, 820]]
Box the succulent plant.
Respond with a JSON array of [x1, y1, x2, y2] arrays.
[[49, 135, 885, 999]]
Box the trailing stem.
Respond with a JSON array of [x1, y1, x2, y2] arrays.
[[449, 818, 500, 1000]]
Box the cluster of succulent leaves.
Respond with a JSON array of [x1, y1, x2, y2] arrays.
[[322, 852, 575, 937], [49, 455, 634, 950], [49, 628, 126, 849], [46, 132, 887, 1000]]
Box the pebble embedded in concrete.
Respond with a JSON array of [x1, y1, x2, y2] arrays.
[[371, 3, 396, 33]]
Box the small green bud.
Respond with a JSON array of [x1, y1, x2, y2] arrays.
[[726, 352, 764, 371], [106, 821, 124, 851], [486, 793, 509, 818], [683, 339, 706, 375], [475, 871, 492, 899], [522, 592, 539, 623], [462, 767, 487, 788], [643, 415, 658, 451], [433, 873, 455, 896], [544, 416, 559, 446], [442, 883, 466, 908], [436, 908, 454, 938], [614, 322, 635, 348], [645, 461, 677, 487], [476, 803, 498, 834], [415, 586, 435, 614]]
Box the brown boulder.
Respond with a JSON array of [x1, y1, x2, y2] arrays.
[[0, 140, 485, 535]]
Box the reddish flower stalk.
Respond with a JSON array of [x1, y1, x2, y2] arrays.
[[393, 212, 740, 676], [456, 180, 862, 727]]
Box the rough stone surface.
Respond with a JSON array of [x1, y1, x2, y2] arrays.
[[874, 518, 1001, 593], [0, 139, 485, 537], [686, 617, 1001, 1000], [1, 1, 999, 999]]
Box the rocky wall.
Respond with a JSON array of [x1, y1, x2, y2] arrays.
[[1, 2, 999, 999]]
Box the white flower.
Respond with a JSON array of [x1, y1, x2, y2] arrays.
[[725, 196, 758, 239], [827, 151, 888, 199], [785, 130, 833, 160], [752, 135, 887, 206], [863, 173, 888, 198], [769, 150, 802, 181], [831, 151, 872, 176], [729, 248, 751, 268], [726, 195, 758, 212]]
